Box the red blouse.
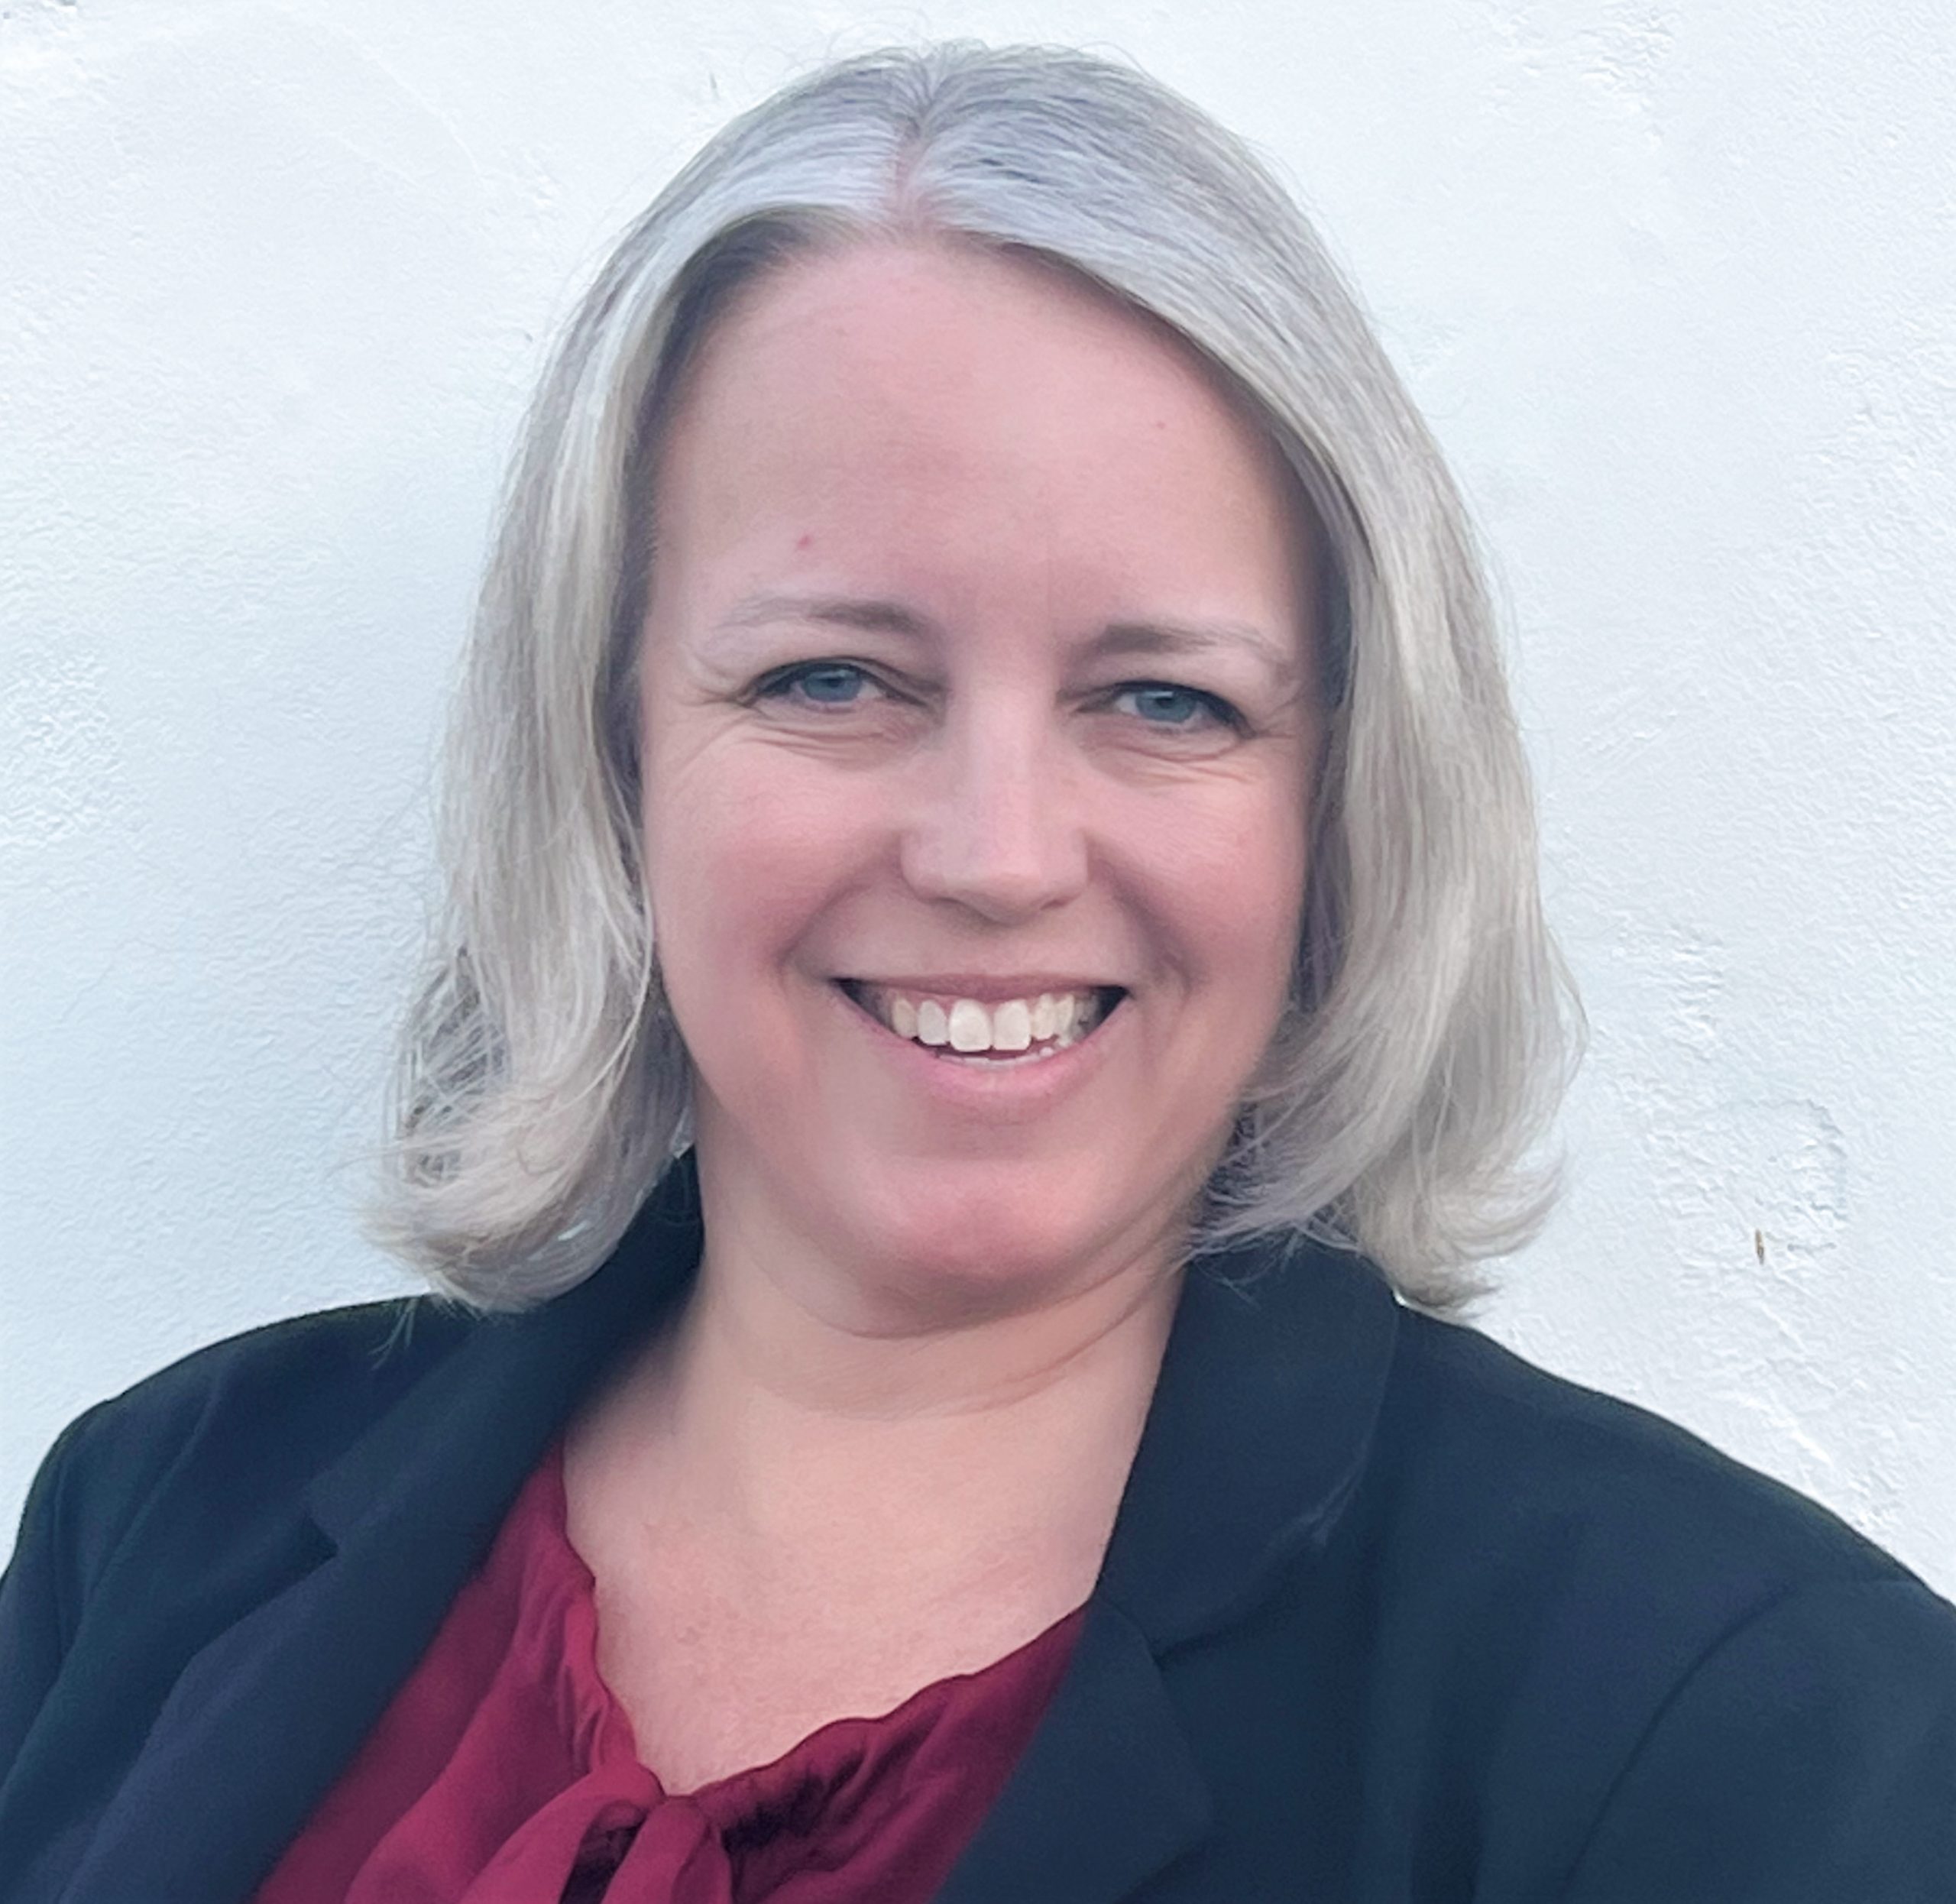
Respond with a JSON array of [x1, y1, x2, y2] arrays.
[[253, 1445, 1083, 1904]]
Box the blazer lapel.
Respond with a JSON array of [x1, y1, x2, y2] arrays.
[[61, 1163, 705, 1904], [1100, 1232, 1400, 1649], [937, 1232, 1400, 1902], [935, 1599, 1211, 1903]]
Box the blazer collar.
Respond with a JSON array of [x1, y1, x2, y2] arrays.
[[303, 1154, 707, 1551], [938, 1231, 1400, 1902], [1101, 1229, 1401, 1648]]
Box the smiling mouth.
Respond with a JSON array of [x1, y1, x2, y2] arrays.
[[837, 981, 1125, 1060]]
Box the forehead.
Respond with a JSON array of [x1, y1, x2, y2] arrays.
[[646, 239, 1310, 627]]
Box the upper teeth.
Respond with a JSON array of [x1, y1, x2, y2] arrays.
[[868, 987, 1103, 1054]]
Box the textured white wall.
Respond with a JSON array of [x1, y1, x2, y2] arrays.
[[3, 0, 1951, 1595]]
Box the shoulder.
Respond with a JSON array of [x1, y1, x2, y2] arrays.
[[1369, 1306, 1922, 1599], [0, 1296, 485, 1783], [1342, 1310, 1956, 1895], [20, 1297, 478, 1604]]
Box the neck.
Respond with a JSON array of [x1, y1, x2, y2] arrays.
[[594, 1148, 1187, 1566]]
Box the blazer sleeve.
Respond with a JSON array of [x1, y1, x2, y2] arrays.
[[0, 1377, 199, 1789], [1566, 1575, 1956, 1902], [0, 1407, 99, 1778]]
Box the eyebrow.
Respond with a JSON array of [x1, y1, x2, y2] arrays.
[[717, 592, 938, 640], [1082, 617, 1299, 684], [714, 591, 1298, 682]]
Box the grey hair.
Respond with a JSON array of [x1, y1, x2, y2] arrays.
[[369, 40, 1580, 1313]]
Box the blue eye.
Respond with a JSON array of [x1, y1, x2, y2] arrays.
[[764, 662, 876, 706], [1112, 682, 1235, 729]]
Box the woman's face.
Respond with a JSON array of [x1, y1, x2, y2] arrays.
[[640, 241, 1319, 1315]]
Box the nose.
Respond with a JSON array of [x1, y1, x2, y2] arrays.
[[899, 704, 1090, 924]]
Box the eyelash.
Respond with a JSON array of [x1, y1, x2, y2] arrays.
[[753, 661, 882, 708], [753, 661, 1248, 734], [1104, 682, 1247, 733]]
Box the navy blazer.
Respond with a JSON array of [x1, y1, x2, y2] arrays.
[[4, 1158, 1954, 1902]]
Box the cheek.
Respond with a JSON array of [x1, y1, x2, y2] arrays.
[[1210, 865, 1308, 1064], [1152, 789, 1310, 992], [641, 745, 871, 999]]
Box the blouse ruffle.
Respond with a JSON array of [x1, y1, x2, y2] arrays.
[[253, 1443, 1083, 1904]]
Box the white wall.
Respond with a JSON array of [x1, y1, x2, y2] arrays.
[[3, 0, 1951, 1595]]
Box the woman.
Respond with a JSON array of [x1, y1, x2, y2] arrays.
[[2, 40, 1950, 1904]]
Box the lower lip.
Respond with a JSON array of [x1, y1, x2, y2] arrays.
[[830, 983, 1122, 1109]]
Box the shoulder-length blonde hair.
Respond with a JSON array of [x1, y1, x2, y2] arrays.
[[371, 40, 1579, 1313]]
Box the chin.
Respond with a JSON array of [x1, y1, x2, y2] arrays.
[[837, 1161, 1180, 1316]]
